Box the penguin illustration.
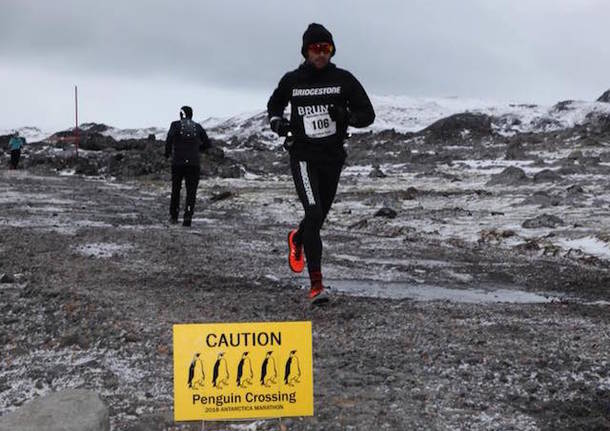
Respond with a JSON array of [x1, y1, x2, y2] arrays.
[[284, 350, 301, 386], [236, 352, 253, 388], [188, 353, 205, 389], [260, 351, 277, 387], [212, 352, 229, 389]]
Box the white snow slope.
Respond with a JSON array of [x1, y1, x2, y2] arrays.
[[4, 95, 610, 142]]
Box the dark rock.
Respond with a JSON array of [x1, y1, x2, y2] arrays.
[[402, 187, 418, 200], [59, 332, 90, 349], [552, 100, 575, 112], [505, 143, 527, 160], [123, 333, 141, 343], [513, 239, 542, 253], [568, 150, 583, 160], [486, 166, 529, 186], [580, 156, 601, 166], [103, 372, 120, 390], [216, 164, 243, 178], [147, 134, 156, 142], [520, 191, 560, 207], [558, 164, 587, 175], [348, 219, 368, 230], [374, 208, 397, 219], [0, 273, 15, 283], [533, 169, 562, 183], [597, 89, 610, 103], [532, 117, 562, 131], [207, 145, 225, 159], [210, 190, 233, 202], [79, 133, 117, 151], [522, 214, 565, 229], [424, 113, 493, 139], [566, 185, 584, 195], [74, 158, 100, 176], [369, 164, 387, 178]]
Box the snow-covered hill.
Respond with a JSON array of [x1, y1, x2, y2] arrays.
[[5, 94, 610, 143], [196, 95, 610, 140], [370, 95, 610, 135], [79, 123, 167, 141], [0, 126, 52, 143]]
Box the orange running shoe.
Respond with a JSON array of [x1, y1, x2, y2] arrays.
[[288, 229, 305, 273], [309, 276, 330, 305]]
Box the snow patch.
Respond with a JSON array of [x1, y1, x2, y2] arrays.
[[556, 236, 610, 260]]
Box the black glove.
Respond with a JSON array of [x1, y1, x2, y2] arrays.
[[282, 132, 294, 151], [328, 104, 349, 125], [270, 118, 291, 137]]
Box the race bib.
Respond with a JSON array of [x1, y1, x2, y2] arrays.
[[303, 113, 336, 138]]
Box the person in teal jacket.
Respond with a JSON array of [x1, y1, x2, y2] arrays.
[[8, 132, 25, 169]]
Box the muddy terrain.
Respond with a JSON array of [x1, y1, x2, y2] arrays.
[[1, 109, 610, 430]]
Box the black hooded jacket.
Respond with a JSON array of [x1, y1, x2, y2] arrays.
[[267, 62, 375, 163], [165, 119, 210, 166]]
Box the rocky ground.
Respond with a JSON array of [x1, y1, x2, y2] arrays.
[[1, 113, 610, 430]]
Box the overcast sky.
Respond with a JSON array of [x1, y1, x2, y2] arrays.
[[1, 0, 609, 130]]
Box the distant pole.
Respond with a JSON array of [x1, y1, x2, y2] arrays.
[[75, 85, 79, 157]]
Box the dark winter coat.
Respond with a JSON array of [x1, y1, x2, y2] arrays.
[[165, 119, 210, 166], [267, 62, 375, 163]]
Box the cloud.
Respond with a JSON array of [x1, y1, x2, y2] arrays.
[[1, 0, 609, 128]]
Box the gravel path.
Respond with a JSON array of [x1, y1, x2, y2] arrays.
[[1, 169, 609, 430]]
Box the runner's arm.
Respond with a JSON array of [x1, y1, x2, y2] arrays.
[[267, 73, 292, 123], [346, 73, 375, 128], [165, 123, 176, 158], [198, 125, 211, 152]]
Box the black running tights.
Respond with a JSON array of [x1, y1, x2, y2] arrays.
[[290, 156, 342, 274]]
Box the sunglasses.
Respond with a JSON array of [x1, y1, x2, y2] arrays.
[[308, 43, 333, 55]]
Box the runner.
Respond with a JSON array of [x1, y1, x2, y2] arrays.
[[165, 106, 211, 227], [267, 23, 375, 304], [8, 131, 25, 169]]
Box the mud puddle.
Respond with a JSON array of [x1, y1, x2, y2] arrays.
[[326, 279, 561, 303]]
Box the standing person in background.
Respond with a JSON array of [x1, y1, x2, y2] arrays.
[[8, 131, 25, 169], [165, 106, 211, 227], [267, 23, 375, 304]]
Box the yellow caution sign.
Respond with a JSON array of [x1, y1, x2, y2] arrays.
[[173, 321, 313, 421]]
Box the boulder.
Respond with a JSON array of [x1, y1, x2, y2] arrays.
[[522, 214, 564, 229], [520, 191, 560, 207], [533, 169, 562, 183], [0, 273, 15, 283], [402, 187, 418, 200], [0, 390, 109, 431], [486, 166, 529, 186], [374, 208, 397, 219], [566, 184, 584, 195], [369, 164, 387, 178], [423, 113, 493, 140]]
